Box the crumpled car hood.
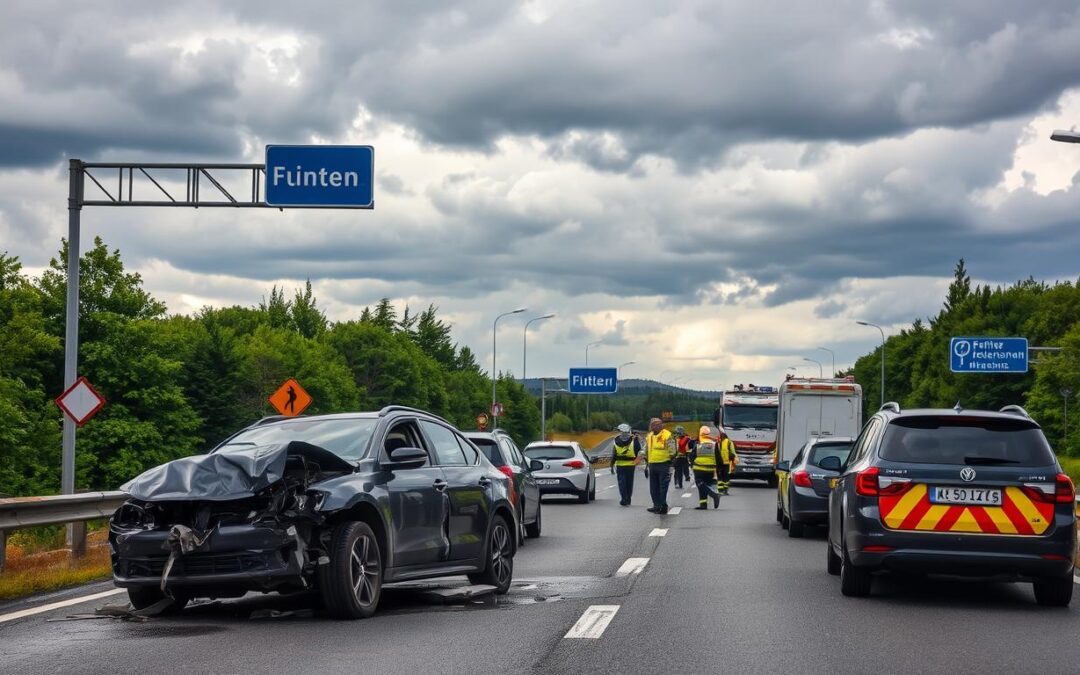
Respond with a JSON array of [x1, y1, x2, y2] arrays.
[[121, 441, 354, 501]]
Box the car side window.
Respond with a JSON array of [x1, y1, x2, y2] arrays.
[[456, 434, 479, 465], [792, 447, 806, 467], [499, 438, 521, 467], [383, 420, 429, 467], [420, 420, 467, 466], [848, 418, 881, 469]]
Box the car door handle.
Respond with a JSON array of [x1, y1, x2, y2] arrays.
[[433, 479, 448, 492]]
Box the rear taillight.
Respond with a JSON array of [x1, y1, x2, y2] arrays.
[[793, 470, 812, 488], [563, 460, 586, 470], [1056, 473, 1074, 504], [855, 467, 880, 497], [497, 465, 515, 480], [863, 545, 894, 552]]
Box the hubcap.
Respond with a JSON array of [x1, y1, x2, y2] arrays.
[[491, 523, 512, 586], [350, 534, 380, 606]]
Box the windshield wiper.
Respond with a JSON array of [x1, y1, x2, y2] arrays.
[[963, 456, 1021, 465]]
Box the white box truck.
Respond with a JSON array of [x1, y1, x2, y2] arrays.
[[775, 377, 863, 464]]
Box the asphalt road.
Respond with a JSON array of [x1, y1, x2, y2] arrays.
[[3, 472, 1079, 674]]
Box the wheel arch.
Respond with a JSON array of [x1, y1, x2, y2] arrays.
[[325, 498, 394, 569]]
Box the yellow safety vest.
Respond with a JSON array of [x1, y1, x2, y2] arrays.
[[613, 440, 637, 466], [719, 438, 736, 464], [693, 441, 717, 470], [646, 430, 674, 464]]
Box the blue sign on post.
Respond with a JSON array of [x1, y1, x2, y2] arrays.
[[265, 145, 374, 208], [950, 337, 1028, 373], [568, 368, 618, 394]]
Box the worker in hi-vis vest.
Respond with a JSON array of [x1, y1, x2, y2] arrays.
[[717, 430, 737, 495], [645, 418, 675, 514], [672, 426, 694, 489], [692, 425, 723, 509], [609, 423, 643, 506]]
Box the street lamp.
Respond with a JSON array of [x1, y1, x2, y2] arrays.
[[856, 320, 886, 408], [618, 361, 636, 378], [584, 341, 603, 425], [540, 377, 570, 440], [492, 307, 526, 427], [817, 346, 835, 378], [522, 313, 555, 383], [1051, 130, 1080, 143], [1062, 388, 1074, 449], [803, 357, 823, 378]]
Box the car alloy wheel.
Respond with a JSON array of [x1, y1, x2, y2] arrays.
[[490, 520, 513, 589], [350, 532, 381, 609]]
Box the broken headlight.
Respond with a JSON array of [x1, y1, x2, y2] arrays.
[[113, 501, 156, 530]]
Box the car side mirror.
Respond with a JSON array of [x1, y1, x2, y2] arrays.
[[818, 456, 842, 472], [775, 461, 790, 473], [529, 459, 544, 472], [384, 446, 428, 470]]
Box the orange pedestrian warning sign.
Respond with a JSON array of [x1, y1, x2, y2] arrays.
[[269, 378, 312, 417]]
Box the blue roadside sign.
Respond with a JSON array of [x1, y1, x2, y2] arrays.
[[265, 145, 374, 208], [568, 367, 618, 394], [950, 337, 1028, 373]]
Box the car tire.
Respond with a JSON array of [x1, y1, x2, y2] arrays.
[[525, 503, 542, 538], [781, 513, 790, 530], [468, 514, 514, 594], [775, 497, 783, 523], [320, 521, 382, 620], [1033, 575, 1073, 607], [767, 474, 778, 488], [826, 540, 841, 576], [127, 586, 188, 614], [788, 518, 805, 538], [589, 479, 596, 501], [839, 538, 872, 597], [578, 479, 590, 504]]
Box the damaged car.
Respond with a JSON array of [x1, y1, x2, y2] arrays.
[[109, 406, 518, 619]]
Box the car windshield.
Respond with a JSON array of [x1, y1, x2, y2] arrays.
[[879, 417, 1055, 467], [468, 437, 503, 465], [216, 418, 378, 462], [723, 405, 778, 429], [808, 441, 853, 467], [525, 445, 575, 460]]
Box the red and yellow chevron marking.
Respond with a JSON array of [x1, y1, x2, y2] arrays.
[[879, 484, 1053, 535]]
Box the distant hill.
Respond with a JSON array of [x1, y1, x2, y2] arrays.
[[521, 377, 720, 399]]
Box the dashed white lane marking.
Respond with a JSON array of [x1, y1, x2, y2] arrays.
[[1074, 574, 1080, 585], [615, 557, 650, 577], [0, 588, 125, 625], [565, 605, 620, 639], [648, 528, 668, 537], [681, 492, 692, 498], [603, 485, 616, 490], [667, 506, 682, 515]]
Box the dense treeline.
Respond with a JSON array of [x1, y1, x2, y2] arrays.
[[850, 261, 1080, 455], [543, 390, 719, 432], [0, 238, 538, 496]]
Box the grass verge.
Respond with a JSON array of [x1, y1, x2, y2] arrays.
[[0, 527, 112, 601]]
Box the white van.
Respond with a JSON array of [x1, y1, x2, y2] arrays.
[[775, 378, 863, 464]]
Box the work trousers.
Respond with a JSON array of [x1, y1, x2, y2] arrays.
[[695, 469, 719, 507], [615, 465, 635, 505], [673, 456, 691, 488], [718, 463, 731, 493], [648, 461, 671, 511]]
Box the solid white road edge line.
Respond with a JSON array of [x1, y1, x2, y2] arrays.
[[0, 588, 125, 625], [565, 605, 620, 639], [615, 557, 650, 577], [648, 528, 668, 537], [668, 506, 682, 515]]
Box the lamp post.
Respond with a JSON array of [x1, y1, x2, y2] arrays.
[[541, 378, 570, 440], [1063, 388, 1074, 449], [803, 357, 823, 378], [817, 347, 835, 378], [618, 361, 636, 379], [522, 313, 555, 383], [585, 341, 602, 425], [856, 320, 886, 407], [492, 307, 526, 427]]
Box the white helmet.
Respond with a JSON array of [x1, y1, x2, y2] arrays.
[[616, 423, 632, 433]]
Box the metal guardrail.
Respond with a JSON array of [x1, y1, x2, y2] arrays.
[[0, 491, 127, 572]]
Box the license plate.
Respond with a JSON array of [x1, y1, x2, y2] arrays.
[[537, 479, 561, 486], [930, 486, 1002, 506]]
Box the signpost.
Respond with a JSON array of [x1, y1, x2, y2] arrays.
[[950, 337, 1029, 373], [568, 367, 619, 394], [55, 376, 105, 427], [265, 145, 374, 208], [269, 378, 313, 417]]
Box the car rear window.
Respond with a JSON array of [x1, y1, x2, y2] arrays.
[[879, 416, 1055, 466], [469, 438, 504, 465], [808, 442, 853, 467], [525, 446, 575, 460]]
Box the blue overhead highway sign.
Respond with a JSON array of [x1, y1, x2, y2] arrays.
[[265, 145, 374, 208], [569, 367, 618, 394], [950, 337, 1028, 373]]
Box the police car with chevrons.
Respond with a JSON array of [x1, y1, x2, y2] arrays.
[[826, 402, 1076, 605]]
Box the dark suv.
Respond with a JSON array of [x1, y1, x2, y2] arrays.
[[463, 430, 542, 541], [110, 406, 517, 619], [826, 404, 1075, 605]]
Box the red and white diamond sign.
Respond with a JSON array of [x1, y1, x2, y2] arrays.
[[56, 376, 106, 427]]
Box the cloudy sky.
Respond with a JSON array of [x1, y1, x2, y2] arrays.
[[2, 0, 1080, 390]]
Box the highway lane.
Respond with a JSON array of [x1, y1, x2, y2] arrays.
[[3, 475, 1080, 674]]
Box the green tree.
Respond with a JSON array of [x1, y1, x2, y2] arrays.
[[291, 280, 327, 338]]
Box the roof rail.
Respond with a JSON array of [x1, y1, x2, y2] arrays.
[[253, 415, 292, 426], [377, 405, 451, 425], [879, 402, 901, 413], [999, 405, 1031, 419]]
